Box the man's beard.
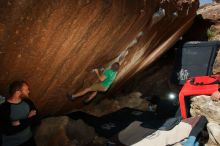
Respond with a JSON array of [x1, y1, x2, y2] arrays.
[[20, 94, 29, 99]]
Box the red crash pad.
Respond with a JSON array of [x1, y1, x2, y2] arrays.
[[179, 75, 220, 119]]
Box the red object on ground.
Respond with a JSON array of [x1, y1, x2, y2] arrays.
[[179, 75, 219, 119]]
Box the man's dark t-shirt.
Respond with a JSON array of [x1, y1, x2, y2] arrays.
[[0, 98, 39, 146]]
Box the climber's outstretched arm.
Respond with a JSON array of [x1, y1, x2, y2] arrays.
[[106, 50, 129, 68]]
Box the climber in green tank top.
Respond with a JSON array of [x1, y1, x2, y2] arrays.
[[66, 50, 128, 104], [67, 63, 119, 104]]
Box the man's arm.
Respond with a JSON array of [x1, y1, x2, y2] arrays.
[[103, 50, 128, 68], [12, 106, 38, 127], [94, 69, 106, 81], [118, 50, 128, 65], [21, 98, 41, 126], [0, 103, 30, 135]]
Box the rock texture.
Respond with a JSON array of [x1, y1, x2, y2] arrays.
[[190, 95, 220, 146], [0, 0, 199, 116], [197, 3, 220, 42], [190, 95, 220, 123], [118, 50, 180, 99], [197, 3, 220, 74], [198, 4, 220, 21], [35, 116, 74, 146], [207, 123, 220, 146], [35, 116, 106, 146], [213, 49, 220, 74]]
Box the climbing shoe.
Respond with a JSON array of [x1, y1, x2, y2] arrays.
[[66, 93, 77, 101], [83, 97, 95, 105]]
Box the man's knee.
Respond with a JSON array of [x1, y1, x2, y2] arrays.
[[85, 87, 92, 92], [100, 87, 108, 92]]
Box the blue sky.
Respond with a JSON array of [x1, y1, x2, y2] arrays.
[[200, 0, 212, 5]]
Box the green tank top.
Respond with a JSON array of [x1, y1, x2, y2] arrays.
[[101, 69, 117, 88]]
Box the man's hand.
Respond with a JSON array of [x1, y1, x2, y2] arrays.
[[28, 110, 36, 118], [91, 68, 98, 73], [92, 68, 106, 81], [211, 91, 220, 101], [11, 120, 20, 126], [94, 69, 99, 74]]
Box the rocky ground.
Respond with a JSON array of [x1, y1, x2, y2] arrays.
[[190, 95, 220, 146], [34, 116, 107, 146]]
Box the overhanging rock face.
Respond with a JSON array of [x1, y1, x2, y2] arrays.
[[0, 0, 199, 116]]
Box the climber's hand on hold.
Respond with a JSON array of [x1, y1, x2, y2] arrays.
[[91, 68, 98, 73]]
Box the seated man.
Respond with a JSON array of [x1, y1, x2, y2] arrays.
[[67, 50, 128, 104], [211, 89, 220, 101]]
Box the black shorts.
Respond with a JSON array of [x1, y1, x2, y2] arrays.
[[18, 137, 36, 146]]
